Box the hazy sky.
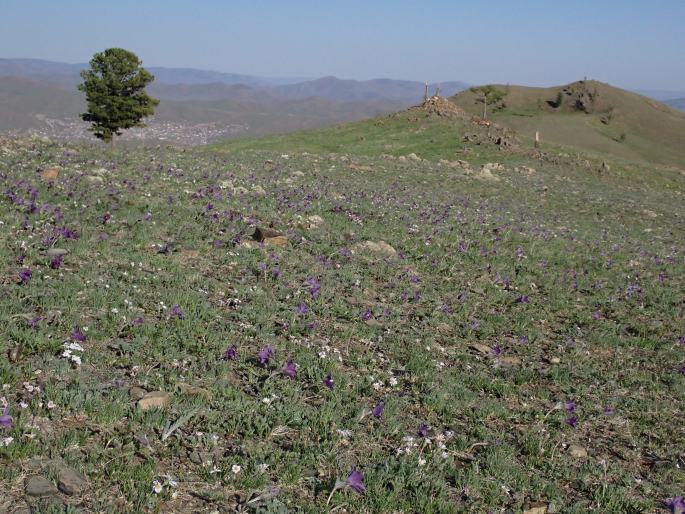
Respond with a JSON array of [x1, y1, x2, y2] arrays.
[[1, 0, 683, 89]]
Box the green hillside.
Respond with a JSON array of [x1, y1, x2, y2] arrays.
[[450, 81, 685, 167]]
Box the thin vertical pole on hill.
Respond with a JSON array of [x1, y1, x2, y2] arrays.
[[424, 82, 428, 102], [535, 131, 540, 148]]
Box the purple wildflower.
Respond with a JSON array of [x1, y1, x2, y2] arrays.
[[132, 316, 145, 326], [323, 373, 334, 390], [679, 366, 685, 376], [603, 405, 615, 416], [372, 401, 385, 419], [491, 345, 502, 356], [71, 327, 86, 343], [50, 255, 63, 269], [565, 400, 577, 413], [515, 295, 530, 304], [27, 316, 42, 329], [418, 423, 429, 437], [664, 497, 685, 514], [169, 304, 184, 319], [518, 335, 529, 345], [678, 336, 685, 346], [0, 406, 12, 430], [566, 415, 578, 428], [19, 268, 32, 284], [296, 302, 310, 315], [306, 277, 321, 299], [224, 345, 237, 360], [470, 319, 481, 330], [346, 470, 366, 494], [258, 345, 274, 365], [361, 309, 373, 322], [282, 360, 297, 378]]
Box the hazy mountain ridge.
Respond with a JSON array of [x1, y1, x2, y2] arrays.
[[665, 98, 685, 111], [0, 58, 467, 143], [0, 58, 464, 103]]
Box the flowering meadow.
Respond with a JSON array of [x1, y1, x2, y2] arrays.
[[0, 131, 684, 513]]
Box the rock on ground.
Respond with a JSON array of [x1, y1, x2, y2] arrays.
[[57, 465, 88, 495], [137, 391, 170, 411], [25, 476, 59, 497]]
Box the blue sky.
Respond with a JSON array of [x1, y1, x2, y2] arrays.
[[1, 0, 683, 89]]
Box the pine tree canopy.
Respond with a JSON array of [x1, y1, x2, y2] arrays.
[[78, 48, 159, 142]]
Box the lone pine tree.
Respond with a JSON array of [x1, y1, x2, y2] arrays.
[[78, 48, 159, 143]]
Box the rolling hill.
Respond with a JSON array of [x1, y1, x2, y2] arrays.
[[212, 82, 685, 174], [450, 81, 685, 166], [0, 76, 83, 130]]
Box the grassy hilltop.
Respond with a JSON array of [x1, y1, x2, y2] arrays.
[[0, 90, 684, 513], [451, 80, 685, 167]]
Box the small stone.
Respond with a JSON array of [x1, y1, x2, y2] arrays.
[[469, 344, 492, 355], [407, 153, 421, 161], [239, 240, 261, 250], [353, 240, 396, 257], [46, 248, 68, 257], [568, 444, 588, 459], [482, 162, 504, 171], [523, 502, 548, 514], [189, 450, 203, 464], [137, 391, 170, 411], [41, 168, 60, 181], [252, 185, 266, 196], [84, 175, 104, 184], [25, 476, 58, 497], [476, 169, 500, 182], [57, 466, 88, 495], [252, 227, 283, 242], [307, 215, 324, 228], [263, 236, 288, 247], [129, 387, 147, 401]]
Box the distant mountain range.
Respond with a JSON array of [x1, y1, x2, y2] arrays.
[[0, 58, 470, 142], [665, 98, 685, 111]]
